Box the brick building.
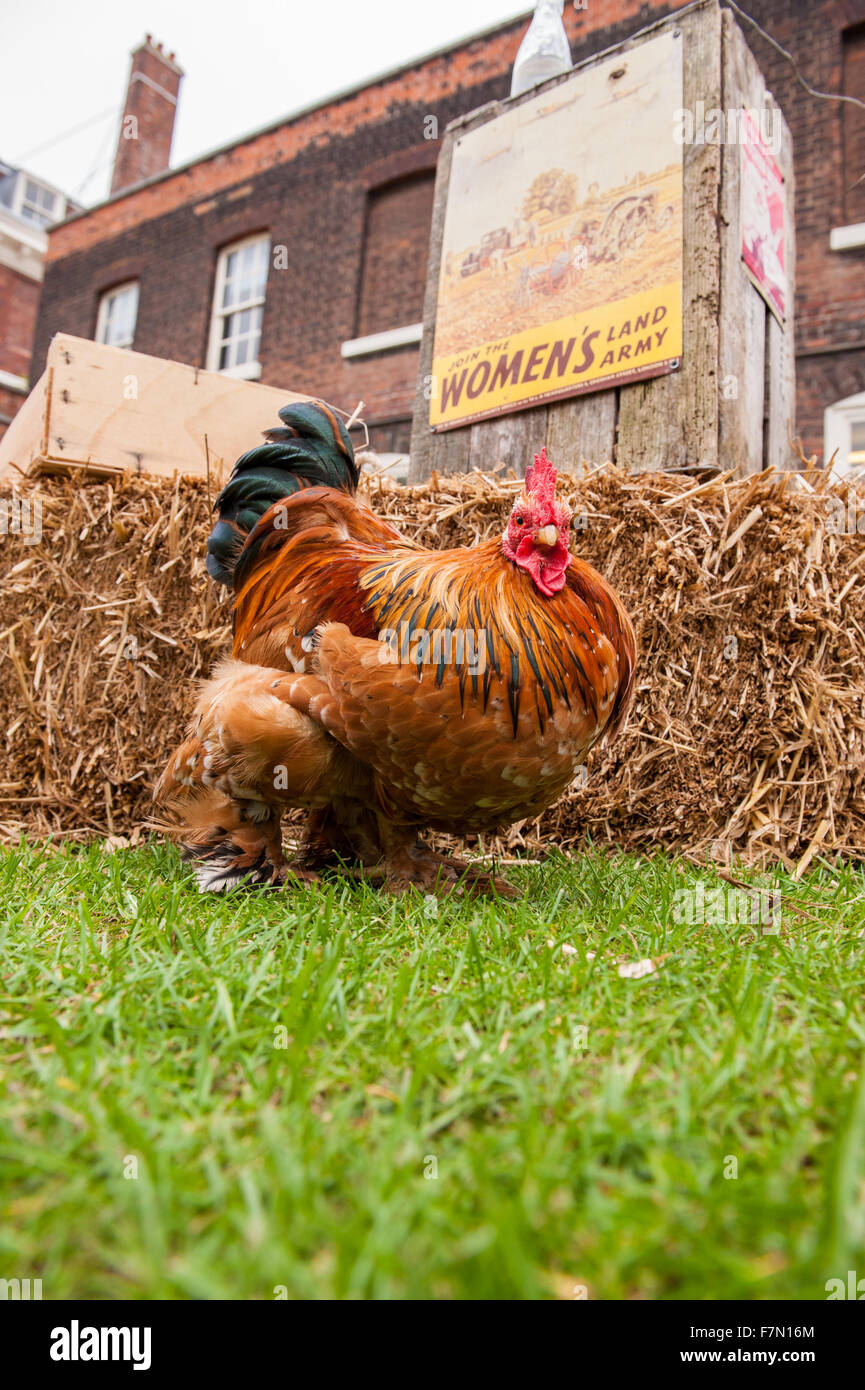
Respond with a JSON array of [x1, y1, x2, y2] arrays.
[[28, 2, 865, 467], [0, 161, 78, 439]]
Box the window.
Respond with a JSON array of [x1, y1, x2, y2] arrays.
[[96, 282, 139, 350], [207, 235, 269, 378], [824, 391, 865, 479], [355, 175, 435, 340], [20, 178, 59, 228], [842, 25, 865, 225], [0, 170, 67, 229]]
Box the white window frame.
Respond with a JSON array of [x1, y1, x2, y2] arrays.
[[341, 323, 423, 359], [824, 391, 865, 477], [95, 281, 140, 350], [0, 171, 65, 228], [21, 177, 59, 227], [207, 234, 270, 380], [829, 223, 865, 252]]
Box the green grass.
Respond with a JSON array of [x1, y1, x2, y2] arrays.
[[1, 840, 864, 1300]]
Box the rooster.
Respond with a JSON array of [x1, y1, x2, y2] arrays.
[[157, 400, 635, 894]]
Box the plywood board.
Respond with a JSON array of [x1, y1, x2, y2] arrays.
[[0, 369, 49, 484], [546, 392, 617, 472], [0, 334, 311, 483], [468, 403, 547, 479]]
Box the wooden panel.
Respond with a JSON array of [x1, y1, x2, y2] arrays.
[[0, 369, 49, 484], [546, 391, 617, 471], [617, 2, 722, 473], [0, 333, 310, 483], [718, 8, 766, 475], [468, 402, 547, 478], [764, 97, 796, 473]]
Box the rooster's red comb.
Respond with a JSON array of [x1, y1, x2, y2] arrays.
[[524, 447, 557, 508]]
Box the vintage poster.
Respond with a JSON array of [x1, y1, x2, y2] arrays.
[[740, 109, 786, 323], [429, 30, 683, 431]]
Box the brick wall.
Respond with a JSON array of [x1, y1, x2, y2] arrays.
[[0, 261, 39, 439], [842, 19, 865, 224], [30, 0, 865, 462], [0, 262, 40, 381], [0, 383, 25, 440], [357, 173, 436, 337], [31, 3, 677, 445]]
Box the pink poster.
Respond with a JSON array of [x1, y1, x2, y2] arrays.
[[741, 110, 786, 322]]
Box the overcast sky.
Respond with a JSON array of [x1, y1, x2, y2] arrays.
[[3, 0, 537, 206]]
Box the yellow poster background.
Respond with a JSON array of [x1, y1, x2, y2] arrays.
[[431, 282, 682, 428]]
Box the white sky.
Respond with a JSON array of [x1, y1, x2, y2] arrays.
[[2, 0, 536, 207]]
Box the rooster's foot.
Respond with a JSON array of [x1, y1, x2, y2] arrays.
[[419, 848, 518, 900], [338, 864, 388, 886], [378, 844, 515, 899], [276, 862, 321, 889]]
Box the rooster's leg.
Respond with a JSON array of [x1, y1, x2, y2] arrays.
[[256, 809, 322, 888], [300, 802, 384, 870], [260, 812, 286, 883], [375, 821, 514, 898]]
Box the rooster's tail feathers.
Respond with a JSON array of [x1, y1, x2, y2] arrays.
[[206, 400, 359, 587]]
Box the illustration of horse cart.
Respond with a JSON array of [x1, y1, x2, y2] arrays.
[[513, 189, 674, 304]]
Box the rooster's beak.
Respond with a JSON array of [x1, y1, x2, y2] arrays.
[[533, 525, 559, 548]]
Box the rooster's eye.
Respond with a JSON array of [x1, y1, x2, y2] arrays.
[[515, 516, 524, 526]]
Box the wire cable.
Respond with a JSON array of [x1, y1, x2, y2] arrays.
[[724, 1, 865, 112]]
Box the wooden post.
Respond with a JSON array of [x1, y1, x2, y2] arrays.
[[409, 0, 795, 482]]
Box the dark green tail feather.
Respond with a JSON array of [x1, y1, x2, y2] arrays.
[[206, 400, 359, 587]]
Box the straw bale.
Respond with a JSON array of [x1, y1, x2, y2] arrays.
[[1, 462, 863, 867]]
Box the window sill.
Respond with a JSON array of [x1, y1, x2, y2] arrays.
[[213, 360, 263, 381], [0, 368, 29, 394], [341, 323, 423, 359], [829, 223, 865, 252]]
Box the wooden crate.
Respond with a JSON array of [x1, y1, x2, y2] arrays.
[[409, 0, 795, 481], [0, 333, 310, 485]]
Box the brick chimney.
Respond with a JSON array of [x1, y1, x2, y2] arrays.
[[110, 36, 183, 196]]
